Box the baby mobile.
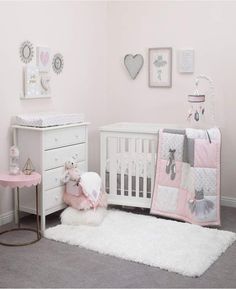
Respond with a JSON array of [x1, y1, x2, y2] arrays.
[[187, 75, 215, 124]]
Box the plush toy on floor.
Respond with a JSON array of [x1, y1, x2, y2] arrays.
[[60, 158, 107, 226]]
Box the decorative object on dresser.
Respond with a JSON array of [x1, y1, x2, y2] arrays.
[[124, 54, 144, 79], [12, 116, 89, 234], [0, 172, 41, 246], [22, 158, 34, 175], [148, 47, 172, 88]]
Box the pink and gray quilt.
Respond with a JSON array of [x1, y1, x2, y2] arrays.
[[151, 128, 221, 226]]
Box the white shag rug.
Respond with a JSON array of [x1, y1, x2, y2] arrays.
[[45, 209, 236, 277], [60, 207, 107, 226]]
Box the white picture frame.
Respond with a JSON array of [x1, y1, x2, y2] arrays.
[[37, 46, 51, 72], [178, 49, 194, 73], [149, 47, 172, 88], [23, 65, 51, 99], [24, 65, 41, 98]]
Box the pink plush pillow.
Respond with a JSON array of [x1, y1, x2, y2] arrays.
[[63, 177, 108, 210], [65, 180, 83, 196], [63, 192, 92, 210]]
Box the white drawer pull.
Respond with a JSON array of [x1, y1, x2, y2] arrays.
[[54, 157, 58, 162], [54, 138, 58, 142], [75, 135, 79, 138], [55, 195, 59, 201], [55, 177, 58, 182]]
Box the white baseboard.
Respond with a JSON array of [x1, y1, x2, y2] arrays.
[[221, 196, 236, 208], [0, 198, 235, 227], [0, 211, 14, 226]]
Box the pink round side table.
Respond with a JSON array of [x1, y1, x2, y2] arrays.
[[0, 172, 41, 246]]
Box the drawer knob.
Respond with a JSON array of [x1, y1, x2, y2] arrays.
[[55, 177, 58, 182], [54, 138, 58, 142], [75, 135, 79, 138], [55, 196, 59, 201], [54, 158, 58, 162]]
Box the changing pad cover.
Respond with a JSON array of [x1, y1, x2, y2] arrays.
[[14, 113, 84, 127]]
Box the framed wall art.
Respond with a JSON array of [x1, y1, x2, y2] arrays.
[[24, 65, 41, 98], [148, 47, 172, 88], [23, 65, 51, 99], [37, 46, 51, 72], [178, 49, 194, 74]]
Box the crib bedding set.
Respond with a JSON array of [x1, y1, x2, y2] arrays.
[[151, 128, 221, 226]]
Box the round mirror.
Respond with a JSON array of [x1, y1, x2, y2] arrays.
[[20, 41, 34, 63], [52, 53, 64, 74]]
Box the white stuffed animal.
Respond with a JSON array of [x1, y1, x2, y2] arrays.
[[60, 158, 80, 184], [60, 159, 108, 226]]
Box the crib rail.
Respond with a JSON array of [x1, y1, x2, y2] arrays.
[[100, 131, 158, 208]]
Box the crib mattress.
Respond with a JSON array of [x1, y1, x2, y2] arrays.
[[14, 113, 85, 128]]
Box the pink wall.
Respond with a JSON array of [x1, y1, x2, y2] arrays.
[[107, 1, 236, 200], [0, 1, 108, 216], [0, 1, 235, 219]]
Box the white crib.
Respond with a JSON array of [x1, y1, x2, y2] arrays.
[[100, 123, 183, 208]]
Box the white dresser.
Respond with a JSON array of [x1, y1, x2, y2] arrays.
[[12, 122, 89, 234]]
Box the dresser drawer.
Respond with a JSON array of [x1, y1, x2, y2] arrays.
[[44, 161, 86, 190], [44, 143, 86, 170], [43, 126, 86, 149], [45, 186, 65, 211]]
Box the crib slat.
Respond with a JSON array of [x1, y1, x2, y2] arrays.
[[143, 139, 149, 198], [100, 133, 106, 191], [128, 138, 135, 197], [109, 137, 118, 196], [136, 139, 142, 197], [120, 138, 125, 196]]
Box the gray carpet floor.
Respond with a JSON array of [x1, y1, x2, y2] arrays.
[[0, 206, 236, 288]]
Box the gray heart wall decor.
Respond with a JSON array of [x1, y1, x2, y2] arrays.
[[124, 54, 144, 79]]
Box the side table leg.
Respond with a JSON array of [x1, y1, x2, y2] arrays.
[[14, 188, 19, 225], [40, 192, 45, 235], [41, 213, 45, 235], [35, 185, 40, 239]]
